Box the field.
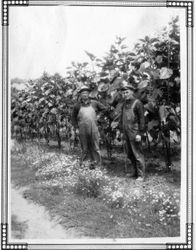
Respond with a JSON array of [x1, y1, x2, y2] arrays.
[[11, 139, 181, 239]]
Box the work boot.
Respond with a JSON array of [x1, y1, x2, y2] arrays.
[[79, 161, 84, 167], [126, 172, 137, 178], [135, 176, 144, 182], [89, 161, 96, 170]]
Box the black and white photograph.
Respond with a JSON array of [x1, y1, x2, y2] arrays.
[[1, 1, 195, 249]]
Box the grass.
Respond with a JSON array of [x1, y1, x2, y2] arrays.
[[11, 139, 181, 238]]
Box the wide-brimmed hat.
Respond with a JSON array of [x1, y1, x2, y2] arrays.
[[78, 85, 91, 94], [120, 80, 136, 91]]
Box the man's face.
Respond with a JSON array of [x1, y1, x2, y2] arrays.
[[122, 89, 134, 100], [110, 70, 117, 80], [80, 91, 89, 100], [137, 88, 148, 104]]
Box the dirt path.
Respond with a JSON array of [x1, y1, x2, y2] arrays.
[[11, 187, 80, 239]]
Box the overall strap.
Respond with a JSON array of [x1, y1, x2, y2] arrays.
[[131, 99, 139, 111]]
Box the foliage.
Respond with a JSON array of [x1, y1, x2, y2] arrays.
[[70, 164, 108, 198], [11, 16, 181, 162]]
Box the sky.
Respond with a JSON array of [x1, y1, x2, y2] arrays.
[[9, 6, 184, 80]]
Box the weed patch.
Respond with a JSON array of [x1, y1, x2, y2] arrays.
[[70, 166, 108, 198]]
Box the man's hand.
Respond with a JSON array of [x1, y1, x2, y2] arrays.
[[135, 134, 141, 142], [75, 128, 79, 135], [111, 121, 118, 129]]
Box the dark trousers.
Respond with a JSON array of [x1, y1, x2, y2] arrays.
[[124, 131, 145, 177], [79, 131, 101, 164]]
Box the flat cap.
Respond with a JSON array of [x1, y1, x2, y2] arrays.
[[78, 85, 91, 93], [120, 80, 136, 91]]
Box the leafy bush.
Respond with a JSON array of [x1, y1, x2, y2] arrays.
[[71, 165, 108, 198]]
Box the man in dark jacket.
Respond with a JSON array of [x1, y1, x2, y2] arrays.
[[72, 85, 107, 167], [121, 81, 145, 181]]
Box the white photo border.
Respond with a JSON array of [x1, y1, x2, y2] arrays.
[[1, 0, 194, 249]]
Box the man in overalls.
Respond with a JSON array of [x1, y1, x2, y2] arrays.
[[72, 85, 107, 168], [121, 82, 145, 181]]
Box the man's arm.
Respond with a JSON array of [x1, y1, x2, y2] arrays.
[[117, 102, 124, 131], [97, 101, 108, 112], [135, 100, 145, 134], [71, 103, 80, 129], [92, 100, 107, 113]]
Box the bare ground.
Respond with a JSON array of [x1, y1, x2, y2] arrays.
[[11, 186, 84, 239]]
